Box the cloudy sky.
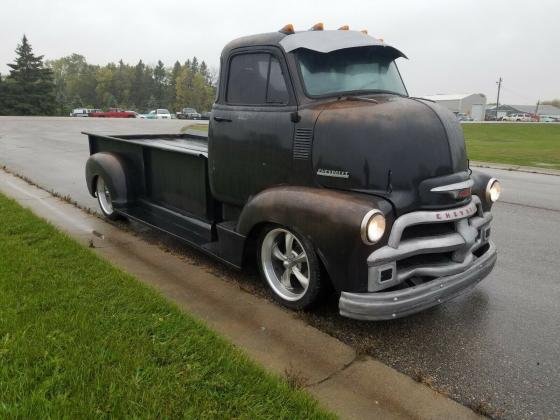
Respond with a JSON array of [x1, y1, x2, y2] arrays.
[[1, 0, 558, 105]]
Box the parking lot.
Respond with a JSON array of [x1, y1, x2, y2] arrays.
[[1, 117, 559, 418]]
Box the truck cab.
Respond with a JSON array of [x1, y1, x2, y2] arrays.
[[85, 25, 500, 320]]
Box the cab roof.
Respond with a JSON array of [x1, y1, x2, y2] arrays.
[[221, 29, 406, 60]]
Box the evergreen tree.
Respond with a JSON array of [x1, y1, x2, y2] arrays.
[[191, 56, 199, 74], [167, 60, 181, 111], [199, 61, 209, 84], [2, 35, 56, 115], [131, 60, 146, 110], [0, 73, 6, 114], [153, 60, 166, 106]]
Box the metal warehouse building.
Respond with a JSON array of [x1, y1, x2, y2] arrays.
[[421, 93, 487, 121]]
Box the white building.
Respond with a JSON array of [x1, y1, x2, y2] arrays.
[[421, 93, 487, 121]]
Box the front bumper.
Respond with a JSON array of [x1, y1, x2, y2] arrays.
[[339, 196, 497, 321], [339, 241, 496, 320]]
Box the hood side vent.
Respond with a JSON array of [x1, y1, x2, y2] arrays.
[[293, 128, 313, 160]]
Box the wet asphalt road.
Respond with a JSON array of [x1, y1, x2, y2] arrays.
[[1, 116, 559, 419]]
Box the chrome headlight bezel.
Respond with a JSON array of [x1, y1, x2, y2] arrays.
[[485, 178, 501, 203], [360, 209, 386, 245]]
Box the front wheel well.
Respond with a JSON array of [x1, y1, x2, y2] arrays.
[[242, 221, 332, 290]]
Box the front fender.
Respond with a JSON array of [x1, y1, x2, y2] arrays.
[[237, 186, 393, 292], [471, 169, 496, 212], [85, 152, 131, 207]]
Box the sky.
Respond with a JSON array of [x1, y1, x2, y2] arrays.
[[1, 0, 558, 105]]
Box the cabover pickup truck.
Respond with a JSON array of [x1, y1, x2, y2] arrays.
[[84, 25, 500, 320]]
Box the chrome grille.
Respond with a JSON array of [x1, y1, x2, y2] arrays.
[[367, 196, 493, 292]]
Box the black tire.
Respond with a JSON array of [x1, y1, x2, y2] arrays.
[[257, 225, 325, 310]]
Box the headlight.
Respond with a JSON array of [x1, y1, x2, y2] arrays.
[[486, 178, 501, 203], [361, 210, 386, 245]]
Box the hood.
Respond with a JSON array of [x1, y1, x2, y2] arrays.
[[312, 96, 468, 213]]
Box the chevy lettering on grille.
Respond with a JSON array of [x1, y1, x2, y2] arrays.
[[434, 202, 477, 221]]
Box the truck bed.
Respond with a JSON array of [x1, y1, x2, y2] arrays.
[[83, 131, 209, 158]]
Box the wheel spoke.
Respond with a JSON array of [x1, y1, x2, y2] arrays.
[[281, 267, 292, 289], [284, 232, 294, 256], [293, 252, 306, 264], [292, 267, 309, 288], [271, 243, 287, 261]]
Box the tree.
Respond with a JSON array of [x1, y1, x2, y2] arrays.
[[47, 53, 98, 114], [191, 56, 199, 74], [1, 35, 56, 115], [167, 61, 181, 111], [153, 60, 167, 106], [131, 60, 146, 110]]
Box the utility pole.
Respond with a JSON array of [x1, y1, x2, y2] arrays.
[[535, 99, 540, 115], [495, 77, 502, 119]]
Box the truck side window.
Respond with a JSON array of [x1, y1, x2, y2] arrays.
[[266, 57, 289, 104], [226, 53, 269, 105], [226, 53, 289, 105]]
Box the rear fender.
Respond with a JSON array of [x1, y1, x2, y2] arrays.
[[85, 152, 130, 207], [237, 186, 393, 292]]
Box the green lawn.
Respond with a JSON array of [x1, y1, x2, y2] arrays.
[[0, 193, 332, 419], [463, 123, 560, 169]]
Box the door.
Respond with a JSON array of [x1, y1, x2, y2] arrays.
[[210, 49, 296, 205], [471, 104, 483, 121]]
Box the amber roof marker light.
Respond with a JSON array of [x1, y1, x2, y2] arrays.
[[310, 22, 324, 31], [279, 24, 295, 35], [338, 25, 349, 30]]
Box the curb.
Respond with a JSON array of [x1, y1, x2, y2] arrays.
[[471, 161, 560, 177]]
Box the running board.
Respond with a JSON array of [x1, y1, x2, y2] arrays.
[[117, 203, 246, 269]]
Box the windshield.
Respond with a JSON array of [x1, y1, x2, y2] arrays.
[[295, 47, 407, 97]]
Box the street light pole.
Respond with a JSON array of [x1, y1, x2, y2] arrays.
[[495, 77, 502, 120]]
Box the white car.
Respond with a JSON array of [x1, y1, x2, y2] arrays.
[[145, 109, 172, 120], [70, 108, 99, 117], [539, 115, 556, 123], [502, 113, 532, 122]]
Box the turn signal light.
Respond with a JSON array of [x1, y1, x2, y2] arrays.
[[279, 24, 295, 34], [310, 22, 324, 31]]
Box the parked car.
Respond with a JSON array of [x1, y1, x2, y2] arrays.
[[455, 112, 473, 122], [539, 115, 556, 123], [200, 112, 211, 120], [70, 108, 99, 117], [502, 113, 532, 122], [144, 109, 172, 119], [89, 108, 137, 118], [84, 27, 499, 321], [177, 108, 202, 120]]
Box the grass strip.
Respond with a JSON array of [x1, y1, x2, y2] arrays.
[[463, 123, 560, 169], [0, 193, 332, 419]]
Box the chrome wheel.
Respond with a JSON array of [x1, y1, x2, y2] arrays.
[[260, 228, 310, 301], [96, 176, 114, 216]]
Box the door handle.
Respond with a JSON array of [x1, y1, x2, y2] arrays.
[[213, 116, 232, 122]]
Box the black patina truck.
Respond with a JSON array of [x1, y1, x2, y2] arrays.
[[84, 25, 500, 320]]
